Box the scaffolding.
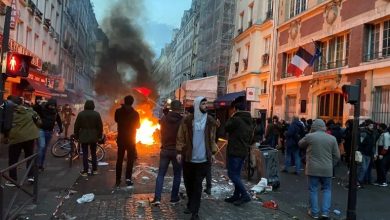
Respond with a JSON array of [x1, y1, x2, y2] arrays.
[[196, 0, 236, 96]]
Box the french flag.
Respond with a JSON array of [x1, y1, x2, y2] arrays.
[[287, 47, 316, 77]]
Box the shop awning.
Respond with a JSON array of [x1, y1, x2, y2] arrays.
[[23, 78, 52, 98], [214, 91, 245, 108]]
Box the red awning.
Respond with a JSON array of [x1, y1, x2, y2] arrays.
[[24, 78, 52, 98]]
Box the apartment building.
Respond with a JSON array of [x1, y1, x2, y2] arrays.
[[273, 0, 390, 124], [223, 0, 274, 119]]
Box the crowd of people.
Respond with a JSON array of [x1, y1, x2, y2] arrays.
[[2, 94, 390, 220]]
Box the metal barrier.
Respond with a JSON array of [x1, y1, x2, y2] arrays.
[[0, 153, 38, 220]]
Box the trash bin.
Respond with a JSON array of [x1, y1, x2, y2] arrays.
[[259, 147, 280, 188]]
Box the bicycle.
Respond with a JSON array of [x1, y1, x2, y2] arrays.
[[51, 135, 105, 162]]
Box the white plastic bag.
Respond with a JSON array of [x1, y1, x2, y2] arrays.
[[355, 151, 362, 163], [251, 178, 268, 193], [76, 193, 95, 204]]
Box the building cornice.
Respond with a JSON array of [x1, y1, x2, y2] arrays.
[[234, 19, 274, 43], [229, 71, 268, 83]]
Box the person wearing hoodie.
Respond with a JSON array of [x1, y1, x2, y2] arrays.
[[74, 100, 103, 176], [298, 119, 340, 219], [115, 95, 140, 187], [151, 100, 183, 206], [283, 116, 305, 175], [33, 98, 63, 171], [176, 96, 217, 220], [5, 96, 40, 186], [224, 102, 253, 206]]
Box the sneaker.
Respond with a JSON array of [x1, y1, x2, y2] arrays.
[[224, 195, 240, 203], [92, 170, 99, 175], [379, 182, 388, 187], [126, 179, 133, 186], [80, 171, 88, 177], [233, 197, 251, 206], [150, 199, 161, 206], [203, 188, 211, 195], [307, 210, 319, 219], [321, 214, 330, 219], [5, 181, 16, 187], [27, 177, 35, 183], [170, 198, 180, 205]]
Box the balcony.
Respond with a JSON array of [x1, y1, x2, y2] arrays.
[[262, 53, 269, 66], [27, 0, 36, 14], [363, 51, 390, 62], [49, 26, 55, 37], [44, 18, 51, 30], [234, 62, 239, 73], [248, 20, 253, 28], [243, 58, 248, 70], [314, 59, 348, 72], [281, 72, 293, 79], [35, 9, 43, 22]]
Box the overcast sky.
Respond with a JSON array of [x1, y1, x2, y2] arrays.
[[91, 0, 192, 57]]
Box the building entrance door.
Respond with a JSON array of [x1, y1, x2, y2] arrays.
[[318, 92, 344, 123]]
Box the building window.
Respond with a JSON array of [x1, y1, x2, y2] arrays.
[[266, 0, 273, 19], [314, 33, 349, 71], [372, 86, 390, 125], [364, 20, 390, 61], [289, 0, 307, 18], [282, 51, 296, 78], [285, 95, 297, 121], [248, 2, 254, 27], [235, 49, 241, 73], [263, 37, 271, 66], [318, 92, 344, 123], [261, 80, 267, 94], [238, 11, 244, 34]]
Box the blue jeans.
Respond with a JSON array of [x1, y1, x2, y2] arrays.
[[358, 155, 371, 183], [38, 130, 53, 167], [227, 156, 249, 199], [284, 147, 301, 173], [154, 149, 182, 201], [308, 176, 332, 216]]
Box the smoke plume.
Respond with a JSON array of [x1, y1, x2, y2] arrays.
[[94, 0, 157, 100]]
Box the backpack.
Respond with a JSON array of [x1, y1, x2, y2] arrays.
[[0, 100, 16, 134]]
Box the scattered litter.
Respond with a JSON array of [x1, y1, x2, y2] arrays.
[[228, 182, 233, 186], [34, 213, 47, 216], [142, 176, 150, 180], [137, 200, 148, 207], [212, 179, 218, 183], [69, 190, 77, 195], [98, 162, 109, 166], [251, 178, 268, 193], [265, 185, 273, 192], [333, 209, 341, 215], [108, 169, 116, 172], [64, 194, 71, 199], [262, 200, 278, 210], [76, 193, 95, 204]]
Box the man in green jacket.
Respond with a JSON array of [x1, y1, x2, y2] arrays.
[[74, 100, 103, 176], [224, 102, 253, 206], [6, 96, 40, 186]]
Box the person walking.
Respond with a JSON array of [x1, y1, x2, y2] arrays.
[[357, 120, 376, 187], [74, 100, 103, 176], [224, 102, 253, 206], [5, 96, 40, 186], [115, 95, 140, 187], [33, 98, 63, 171], [176, 96, 217, 220], [373, 123, 390, 186], [151, 100, 183, 206], [283, 116, 305, 175], [298, 119, 340, 219], [61, 104, 75, 138]]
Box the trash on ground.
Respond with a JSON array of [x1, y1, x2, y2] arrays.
[[98, 162, 109, 166], [34, 213, 47, 216], [333, 209, 341, 215], [76, 193, 95, 204], [142, 176, 150, 180], [262, 200, 278, 209], [251, 178, 268, 193]]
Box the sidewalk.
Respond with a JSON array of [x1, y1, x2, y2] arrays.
[[0, 137, 81, 220]]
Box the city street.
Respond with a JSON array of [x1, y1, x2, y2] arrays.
[[2, 139, 390, 220]]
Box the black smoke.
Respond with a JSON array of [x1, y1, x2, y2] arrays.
[[95, 0, 158, 100]]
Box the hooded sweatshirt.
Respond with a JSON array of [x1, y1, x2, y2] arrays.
[[33, 98, 62, 131], [115, 103, 140, 146], [192, 96, 208, 163], [299, 119, 340, 177], [8, 105, 40, 145], [74, 100, 103, 144], [160, 111, 183, 150], [225, 110, 253, 158]]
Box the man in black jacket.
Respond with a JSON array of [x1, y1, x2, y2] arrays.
[[34, 98, 62, 171], [357, 119, 376, 187], [224, 102, 253, 206], [151, 100, 183, 205], [115, 95, 140, 187]]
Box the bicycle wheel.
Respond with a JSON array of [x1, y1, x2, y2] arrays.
[[88, 144, 105, 162], [51, 138, 72, 157]]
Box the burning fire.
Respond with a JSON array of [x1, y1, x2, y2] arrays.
[[135, 103, 160, 145]]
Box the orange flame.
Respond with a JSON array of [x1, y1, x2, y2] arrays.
[[135, 103, 160, 146]]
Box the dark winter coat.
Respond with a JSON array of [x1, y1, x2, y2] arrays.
[[225, 111, 253, 158], [33, 99, 62, 131], [252, 122, 264, 144], [285, 119, 305, 149], [115, 104, 140, 147], [8, 105, 40, 145], [160, 111, 183, 150], [74, 100, 103, 144], [358, 128, 376, 156], [329, 124, 343, 144]]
